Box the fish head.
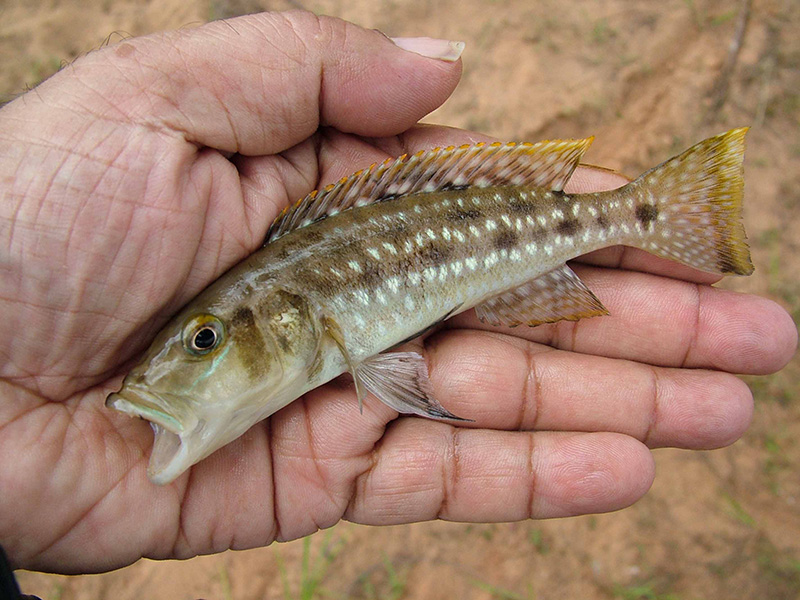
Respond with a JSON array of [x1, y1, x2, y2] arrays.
[[107, 290, 317, 484]]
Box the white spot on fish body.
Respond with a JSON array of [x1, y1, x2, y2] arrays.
[[501, 215, 512, 228], [330, 267, 344, 279], [526, 215, 536, 226], [404, 240, 414, 254], [581, 230, 590, 242], [515, 218, 523, 231], [376, 290, 387, 305], [450, 261, 463, 276], [537, 215, 547, 227], [466, 257, 478, 270], [572, 204, 580, 217], [366, 247, 381, 260], [544, 244, 553, 256], [453, 230, 466, 243], [354, 290, 370, 306], [386, 277, 400, 293], [510, 249, 522, 261], [551, 209, 564, 220], [469, 225, 481, 238], [353, 313, 366, 328], [485, 219, 497, 232], [424, 267, 437, 281], [438, 265, 448, 282], [382, 242, 398, 255], [525, 242, 538, 254], [457, 198, 465, 208], [426, 228, 436, 240], [348, 261, 362, 273], [442, 227, 451, 241], [404, 296, 415, 311], [588, 206, 598, 217], [414, 205, 422, 214], [493, 193, 502, 202], [409, 272, 422, 285], [415, 232, 426, 247]]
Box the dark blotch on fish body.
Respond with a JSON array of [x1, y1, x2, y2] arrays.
[[493, 229, 519, 250], [231, 306, 269, 378], [556, 218, 581, 236], [358, 262, 385, 289], [635, 204, 659, 227], [418, 243, 452, 267], [444, 209, 482, 222]]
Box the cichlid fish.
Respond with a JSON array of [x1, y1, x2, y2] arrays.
[[107, 129, 753, 484]]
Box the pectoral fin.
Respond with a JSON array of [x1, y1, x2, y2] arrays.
[[476, 264, 608, 327], [323, 315, 469, 421], [357, 352, 471, 421], [322, 314, 368, 412]]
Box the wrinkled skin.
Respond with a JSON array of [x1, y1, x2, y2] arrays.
[[0, 11, 795, 575]]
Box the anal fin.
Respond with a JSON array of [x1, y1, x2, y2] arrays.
[[476, 264, 608, 327]]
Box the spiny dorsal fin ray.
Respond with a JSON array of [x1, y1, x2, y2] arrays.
[[266, 138, 594, 243], [475, 264, 609, 327]]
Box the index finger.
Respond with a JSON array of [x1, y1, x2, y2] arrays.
[[24, 11, 463, 155]]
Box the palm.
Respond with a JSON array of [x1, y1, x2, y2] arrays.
[[0, 12, 794, 576]]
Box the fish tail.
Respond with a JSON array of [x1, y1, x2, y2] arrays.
[[627, 128, 754, 275]]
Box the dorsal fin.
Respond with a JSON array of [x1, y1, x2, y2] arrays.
[[266, 137, 594, 243]]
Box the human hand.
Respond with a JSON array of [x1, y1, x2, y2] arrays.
[[0, 11, 795, 575]]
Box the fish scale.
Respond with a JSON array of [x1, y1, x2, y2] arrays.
[[106, 129, 754, 484]]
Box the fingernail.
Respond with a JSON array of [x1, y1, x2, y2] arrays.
[[390, 37, 465, 62]]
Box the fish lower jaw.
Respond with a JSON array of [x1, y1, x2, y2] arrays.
[[148, 423, 192, 485]]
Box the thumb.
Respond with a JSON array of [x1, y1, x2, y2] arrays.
[[27, 11, 463, 155]]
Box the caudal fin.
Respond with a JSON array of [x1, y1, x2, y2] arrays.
[[630, 128, 754, 275]]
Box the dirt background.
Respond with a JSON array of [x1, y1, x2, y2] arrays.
[[3, 0, 799, 598]]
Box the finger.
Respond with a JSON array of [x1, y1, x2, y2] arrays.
[[344, 421, 654, 523], [422, 329, 753, 450], [447, 264, 797, 374], [39, 12, 462, 155]]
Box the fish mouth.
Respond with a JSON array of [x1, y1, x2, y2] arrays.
[[106, 388, 184, 433], [106, 387, 200, 485]]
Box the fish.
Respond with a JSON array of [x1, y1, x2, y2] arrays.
[[106, 128, 753, 485]]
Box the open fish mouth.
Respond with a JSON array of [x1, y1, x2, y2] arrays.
[[106, 388, 184, 433], [106, 388, 199, 485]]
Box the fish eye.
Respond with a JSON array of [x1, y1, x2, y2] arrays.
[[183, 315, 225, 356]]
